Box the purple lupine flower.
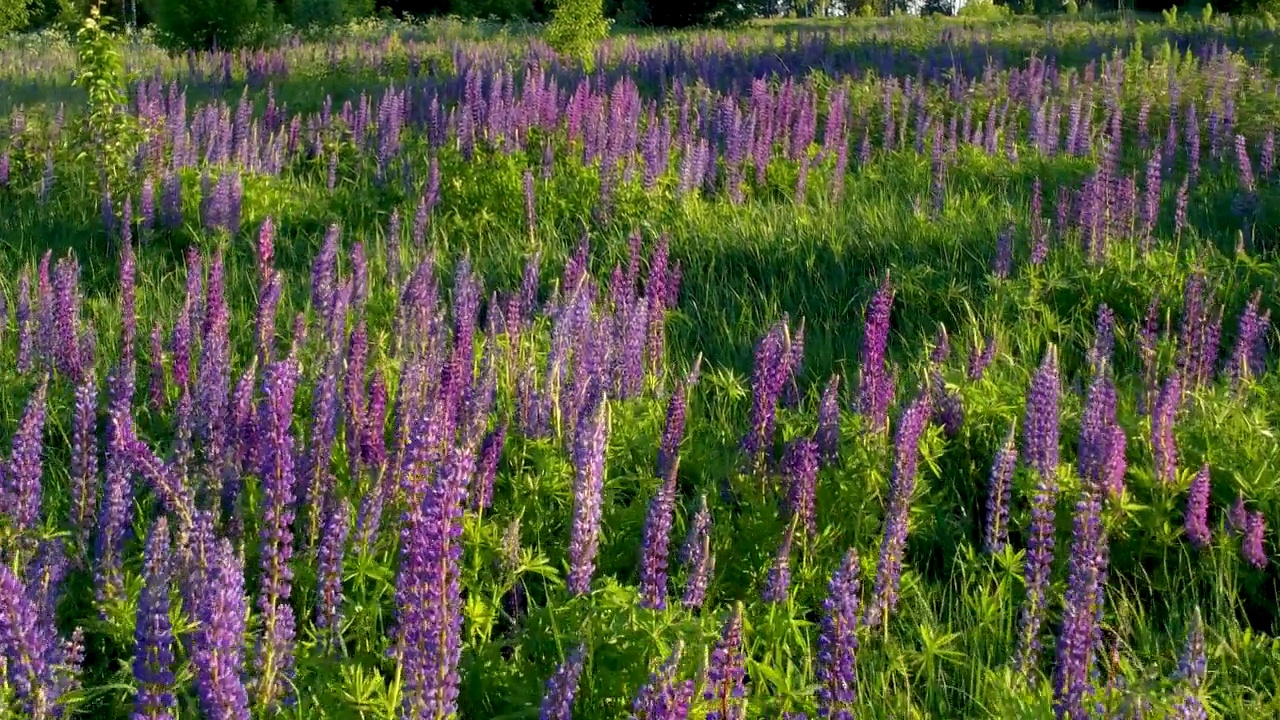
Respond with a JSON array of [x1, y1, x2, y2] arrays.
[[140, 176, 155, 239], [762, 525, 795, 604], [741, 320, 789, 468], [350, 242, 369, 310], [1243, 512, 1268, 568], [817, 548, 861, 720], [1030, 180, 1048, 265], [5, 377, 49, 535], [681, 495, 714, 610], [0, 563, 71, 718], [657, 382, 689, 482], [134, 518, 177, 720], [315, 495, 351, 650], [992, 225, 1014, 279], [254, 359, 301, 710], [1023, 348, 1060, 480], [70, 374, 99, 555], [102, 189, 116, 239], [1175, 607, 1207, 689], [51, 258, 83, 380], [96, 370, 135, 607], [16, 271, 33, 373], [1078, 370, 1121, 497], [984, 427, 1018, 554], [864, 393, 931, 630], [816, 375, 841, 466], [161, 172, 183, 230], [472, 424, 506, 512], [1053, 488, 1108, 720], [1236, 134, 1256, 193], [968, 334, 996, 381], [638, 455, 680, 611], [255, 271, 282, 371], [704, 604, 746, 720], [1152, 373, 1181, 486], [1226, 290, 1266, 383], [567, 392, 608, 597], [396, 444, 472, 719], [540, 644, 586, 720], [26, 538, 67, 628], [120, 218, 137, 366], [257, 217, 275, 288], [1184, 465, 1212, 550], [1088, 304, 1115, 369], [631, 643, 695, 720], [311, 224, 341, 318], [196, 250, 232, 471], [858, 276, 895, 433], [782, 438, 820, 537], [193, 538, 250, 720]]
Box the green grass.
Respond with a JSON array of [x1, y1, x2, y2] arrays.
[[0, 11, 1277, 720]]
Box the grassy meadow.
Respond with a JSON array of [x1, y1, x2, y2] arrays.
[[0, 11, 1277, 720]]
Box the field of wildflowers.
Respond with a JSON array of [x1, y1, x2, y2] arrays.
[[0, 11, 1278, 720]]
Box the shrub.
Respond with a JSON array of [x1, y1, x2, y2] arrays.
[[149, 0, 261, 50], [451, 0, 535, 20], [545, 0, 608, 68], [0, 0, 30, 35], [957, 0, 1013, 18]]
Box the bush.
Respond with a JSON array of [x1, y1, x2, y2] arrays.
[[451, 0, 535, 20], [0, 0, 31, 35], [289, 0, 344, 27], [957, 0, 1013, 18], [545, 0, 607, 67], [149, 0, 262, 50]]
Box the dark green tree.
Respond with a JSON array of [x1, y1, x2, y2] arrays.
[[149, 0, 260, 49]]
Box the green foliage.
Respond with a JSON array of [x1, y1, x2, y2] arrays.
[[1202, 2, 1213, 21], [957, 0, 1013, 19], [545, 0, 608, 67], [148, 0, 261, 50], [290, 0, 375, 28], [0, 0, 30, 34], [451, 0, 535, 20], [1063, 0, 1078, 12], [72, 3, 136, 188], [1162, 4, 1177, 23]]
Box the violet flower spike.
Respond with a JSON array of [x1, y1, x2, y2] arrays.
[[315, 495, 352, 651], [984, 427, 1017, 554], [817, 549, 861, 720], [539, 644, 586, 720], [192, 539, 251, 720], [864, 393, 931, 631], [681, 495, 714, 610], [567, 393, 609, 597], [762, 524, 795, 604], [704, 604, 746, 720], [1184, 465, 1212, 550], [1242, 512, 1268, 569], [638, 455, 680, 611], [134, 517, 177, 720]]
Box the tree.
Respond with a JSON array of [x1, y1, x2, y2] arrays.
[[149, 0, 260, 50], [545, 0, 608, 67], [0, 0, 31, 34]]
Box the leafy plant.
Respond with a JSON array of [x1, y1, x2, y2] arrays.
[[0, 0, 30, 35], [148, 0, 261, 50], [72, 2, 136, 189], [545, 0, 609, 69]]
